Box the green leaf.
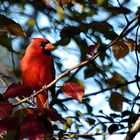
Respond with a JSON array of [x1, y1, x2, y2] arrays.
[[82, 98, 93, 114], [84, 63, 97, 78], [108, 124, 119, 134], [109, 92, 123, 112], [0, 33, 12, 51], [63, 117, 72, 130], [85, 103, 93, 114], [86, 117, 95, 125], [110, 113, 120, 118], [74, 37, 87, 61], [106, 72, 128, 92], [122, 110, 130, 118], [106, 6, 131, 15], [60, 26, 80, 38], [89, 22, 118, 40], [76, 110, 83, 117], [55, 37, 70, 46], [85, 61, 107, 79]]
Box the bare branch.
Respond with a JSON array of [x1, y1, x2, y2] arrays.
[[127, 24, 140, 133], [124, 117, 140, 140], [116, 0, 129, 23], [53, 131, 127, 139], [135, 25, 140, 91], [15, 15, 139, 106], [51, 79, 138, 105]]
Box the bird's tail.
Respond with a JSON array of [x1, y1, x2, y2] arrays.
[[36, 91, 49, 109]]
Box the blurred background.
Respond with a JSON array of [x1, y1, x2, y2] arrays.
[[0, 0, 140, 139]]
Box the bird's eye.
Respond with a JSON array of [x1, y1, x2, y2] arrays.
[[40, 41, 50, 48], [40, 41, 51, 54], [40, 42, 46, 47]]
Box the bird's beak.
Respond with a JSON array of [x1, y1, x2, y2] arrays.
[[45, 43, 55, 50]]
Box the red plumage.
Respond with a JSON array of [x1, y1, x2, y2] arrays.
[[20, 38, 55, 109]]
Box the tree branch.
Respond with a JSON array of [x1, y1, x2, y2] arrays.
[[127, 22, 140, 136], [116, 0, 129, 23], [53, 131, 127, 139], [51, 79, 138, 105], [124, 116, 140, 140], [15, 15, 139, 106], [135, 25, 140, 91]]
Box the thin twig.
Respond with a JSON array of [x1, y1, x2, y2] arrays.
[[127, 25, 140, 138], [0, 77, 8, 87], [85, 33, 96, 44], [52, 79, 137, 105], [11, 51, 16, 72], [0, 75, 27, 107], [15, 15, 139, 106], [116, 0, 129, 23], [135, 25, 140, 91], [54, 65, 84, 99], [53, 131, 127, 139]]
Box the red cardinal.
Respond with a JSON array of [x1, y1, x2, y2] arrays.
[[20, 38, 55, 109]]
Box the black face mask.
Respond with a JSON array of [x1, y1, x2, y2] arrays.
[[40, 41, 51, 55]]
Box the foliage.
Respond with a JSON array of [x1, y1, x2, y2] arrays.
[[0, 0, 140, 139]]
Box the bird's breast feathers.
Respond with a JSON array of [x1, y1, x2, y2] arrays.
[[20, 54, 54, 89]]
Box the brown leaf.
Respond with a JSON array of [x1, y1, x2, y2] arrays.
[[87, 44, 100, 56], [7, 23, 26, 37], [0, 117, 19, 133], [109, 92, 123, 112], [44, 108, 65, 122], [25, 108, 65, 122], [0, 14, 26, 37], [62, 82, 84, 101], [0, 102, 13, 118], [58, 0, 71, 7], [112, 39, 129, 60], [106, 75, 124, 87], [20, 116, 53, 139], [106, 73, 128, 92], [3, 83, 32, 100], [125, 39, 136, 51]]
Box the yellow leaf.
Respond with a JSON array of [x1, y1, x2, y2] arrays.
[[109, 92, 123, 112], [57, 6, 64, 21], [63, 117, 72, 130], [112, 39, 129, 60], [97, 0, 105, 5], [26, 18, 35, 27]]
